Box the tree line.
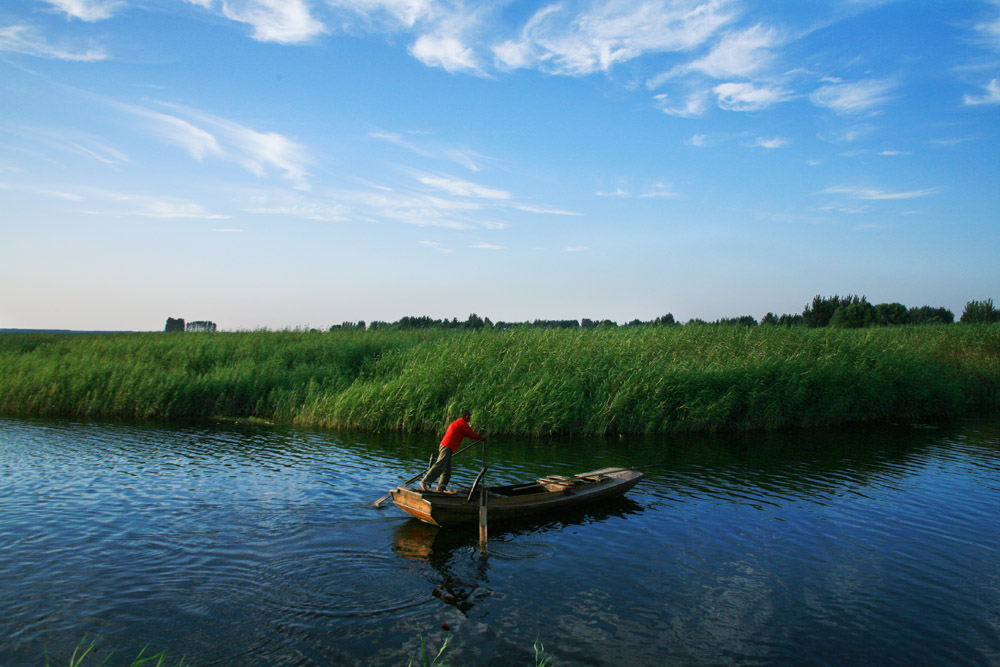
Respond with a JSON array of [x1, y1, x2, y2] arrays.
[[326, 296, 997, 332]]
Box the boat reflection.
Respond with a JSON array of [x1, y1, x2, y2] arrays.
[[390, 496, 644, 614]]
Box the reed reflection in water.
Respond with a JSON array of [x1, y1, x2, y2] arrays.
[[1, 416, 999, 665]]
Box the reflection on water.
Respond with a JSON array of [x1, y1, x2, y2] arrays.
[[1, 415, 999, 665], [391, 497, 645, 614]]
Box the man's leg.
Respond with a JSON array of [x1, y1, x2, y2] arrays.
[[436, 447, 453, 492], [420, 446, 451, 491]]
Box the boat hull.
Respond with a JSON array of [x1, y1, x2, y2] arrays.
[[390, 467, 643, 527]]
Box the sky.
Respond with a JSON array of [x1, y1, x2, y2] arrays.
[[1, 0, 999, 331]]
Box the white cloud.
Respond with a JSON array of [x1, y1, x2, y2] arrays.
[[640, 183, 679, 197], [219, 0, 326, 43], [749, 136, 787, 148], [810, 79, 895, 114], [411, 33, 478, 72], [654, 90, 710, 117], [471, 242, 503, 250], [420, 240, 452, 253], [713, 81, 790, 111], [823, 185, 940, 200], [0, 25, 108, 60], [596, 187, 630, 197], [974, 4, 1000, 51], [513, 204, 582, 215], [69, 141, 130, 166], [963, 78, 1000, 105], [43, 0, 123, 21], [136, 200, 231, 219], [134, 104, 311, 187], [138, 109, 222, 161], [494, 0, 735, 75], [687, 133, 711, 146], [685, 23, 779, 78], [416, 173, 510, 199]]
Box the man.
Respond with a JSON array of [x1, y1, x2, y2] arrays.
[[420, 409, 485, 493]]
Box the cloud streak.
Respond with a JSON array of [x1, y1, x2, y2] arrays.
[[964, 78, 1000, 106], [0, 25, 108, 60], [810, 79, 895, 115], [823, 185, 940, 200], [131, 103, 311, 187]]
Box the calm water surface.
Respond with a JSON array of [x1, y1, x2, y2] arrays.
[[2, 415, 999, 665]]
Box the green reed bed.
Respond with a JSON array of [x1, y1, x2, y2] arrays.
[[1, 325, 997, 435]]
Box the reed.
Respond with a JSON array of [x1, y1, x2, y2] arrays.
[[2, 325, 997, 435]]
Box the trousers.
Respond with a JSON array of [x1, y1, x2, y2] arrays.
[[421, 445, 453, 490]]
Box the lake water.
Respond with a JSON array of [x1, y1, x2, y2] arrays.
[[2, 415, 999, 666]]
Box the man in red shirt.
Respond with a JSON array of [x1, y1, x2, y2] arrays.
[[420, 409, 485, 493]]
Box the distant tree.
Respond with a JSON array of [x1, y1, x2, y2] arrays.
[[653, 313, 678, 326], [717, 315, 757, 327], [465, 313, 486, 330], [960, 298, 998, 324], [908, 305, 955, 325], [830, 300, 875, 328], [165, 317, 185, 333], [581, 318, 597, 330], [803, 295, 864, 328], [873, 302, 910, 326], [778, 313, 803, 327], [186, 320, 217, 332]]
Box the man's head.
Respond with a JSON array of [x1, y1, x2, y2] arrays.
[[461, 409, 472, 421]]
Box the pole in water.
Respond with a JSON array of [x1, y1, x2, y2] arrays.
[[478, 438, 488, 553]]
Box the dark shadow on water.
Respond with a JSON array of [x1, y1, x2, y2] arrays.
[[390, 496, 644, 614]]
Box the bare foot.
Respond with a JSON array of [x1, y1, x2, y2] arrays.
[[419, 482, 429, 491], [437, 488, 457, 495]]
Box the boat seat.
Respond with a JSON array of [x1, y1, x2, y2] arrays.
[[537, 475, 584, 486]]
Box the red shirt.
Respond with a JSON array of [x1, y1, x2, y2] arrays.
[[439, 417, 481, 452]]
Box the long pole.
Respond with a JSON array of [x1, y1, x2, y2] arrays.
[[478, 438, 488, 553]]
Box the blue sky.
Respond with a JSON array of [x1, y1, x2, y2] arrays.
[[2, 0, 998, 331]]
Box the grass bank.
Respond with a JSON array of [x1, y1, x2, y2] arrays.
[[1, 326, 997, 435]]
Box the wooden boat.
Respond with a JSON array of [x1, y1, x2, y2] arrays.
[[390, 467, 644, 527]]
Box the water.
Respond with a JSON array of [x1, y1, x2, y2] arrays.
[[2, 416, 1000, 666]]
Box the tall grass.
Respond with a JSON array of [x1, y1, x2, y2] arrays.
[[2, 325, 997, 435]]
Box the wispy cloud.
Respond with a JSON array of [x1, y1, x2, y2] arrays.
[[411, 32, 478, 73], [654, 90, 710, 117], [198, 0, 327, 44], [713, 81, 790, 111], [0, 25, 108, 60], [963, 77, 1000, 105], [136, 200, 231, 219], [596, 187, 630, 197], [494, 0, 734, 75], [640, 183, 679, 197], [131, 103, 311, 188], [681, 23, 780, 79], [810, 79, 895, 114], [0, 182, 83, 201], [43, 0, 123, 22], [513, 203, 582, 216], [420, 240, 452, 253], [68, 140, 130, 166], [748, 136, 788, 148], [822, 185, 940, 200], [471, 242, 503, 250], [416, 173, 511, 199]]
